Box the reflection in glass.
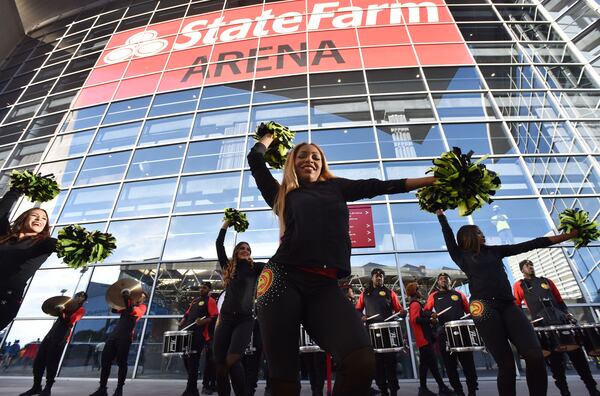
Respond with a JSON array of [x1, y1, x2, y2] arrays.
[[163, 213, 229, 261], [236, 210, 279, 258], [113, 178, 178, 218], [240, 168, 282, 210], [309, 71, 366, 97], [38, 158, 82, 188], [250, 101, 308, 131], [423, 67, 482, 91], [184, 138, 246, 172], [90, 122, 143, 153], [149, 89, 200, 117], [366, 68, 425, 94], [7, 139, 51, 167], [174, 173, 241, 213], [377, 124, 445, 158], [508, 121, 583, 154], [310, 97, 371, 128], [432, 93, 494, 121], [106, 218, 168, 264], [45, 130, 95, 160], [253, 75, 307, 103], [199, 82, 252, 110], [192, 107, 249, 139], [102, 97, 151, 125], [127, 144, 185, 179], [311, 128, 377, 161], [75, 152, 131, 185], [1, 320, 54, 376], [372, 95, 435, 124], [134, 318, 187, 378], [58, 184, 120, 223], [482, 157, 533, 197], [138, 114, 193, 146]]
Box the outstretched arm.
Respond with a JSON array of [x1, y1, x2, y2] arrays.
[[404, 176, 436, 192], [497, 229, 578, 258], [247, 133, 279, 208]]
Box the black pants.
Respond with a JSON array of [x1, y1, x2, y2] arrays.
[[418, 344, 446, 389], [547, 347, 598, 394], [243, 321, 263, 396], [183, 330, 206, 389], [302, 352, 326, 394], [213, 313, 254, 395], [440, 335, 478, 394], [0, 286, 23, 331], [471, 299, 546, 396], [32, 337, 66, 387], [374, 352, 399, 392], [256, 263, 375, 396], [203, 341, 217, 388], [100, 338, 131, 388]]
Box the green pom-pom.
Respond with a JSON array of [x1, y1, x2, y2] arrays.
[[558, 208, 600, 249], [56, 225, 117, 268], [10, 170, 60, 203], [253, 121, 295, 169], [417, 147, 502, 216], [224, 208, 249, 233]]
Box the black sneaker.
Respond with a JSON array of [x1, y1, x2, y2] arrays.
[[112, 386, 123, 396], [39, 387, 51, 396], [89, 387, 108, 396], [439, 386, 456, 396], [19, 386, 42, 396], [418, 387, 437, 396], [200, 386, 212, 395]]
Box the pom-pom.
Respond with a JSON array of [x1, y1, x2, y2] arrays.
[[10, 170, 60, 203], [253, 121, 295, 169], [417, 147, 501, 216], [56, 225, 117, 269], [558, 208, 600, 249], [224, 208, 249, 233]]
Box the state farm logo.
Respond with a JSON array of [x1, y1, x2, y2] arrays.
[[103, 30, 168, 64]]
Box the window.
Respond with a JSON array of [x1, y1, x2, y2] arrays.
[[102, 97, 151, 125], [311, 127, 377, 161], [127, 144, 185, 179], [174, 172, 241, 213], [192, 107, 249, 139], [310, 97, 371, 128], [377, 124, 445, 158], [113, 178, 178, 218], [75, 151, 131, 185], [184, 138, 246, 172], [199, 81, 252, 110], [90, 121, 142, 153], [138, 114, 193, 146], [149, 89, 200, 117], [45, 130, 95, 160], [58, 184, 120, 223]]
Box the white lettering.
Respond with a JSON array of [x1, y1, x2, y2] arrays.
[[308, 2, 339, 30], [403, 2, 439, 23], [332, 6, 363, 28], [173, 20, 207, 50], [203, 17, 225, 44], [272, 12, 303, 34], [366, 4, 389, 26], [220, 19, 253, 41], [254, 9, 275, 36], [390, 3, 403, 24]]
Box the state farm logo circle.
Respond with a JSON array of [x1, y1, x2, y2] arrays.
[[103, 30, 168, 64]]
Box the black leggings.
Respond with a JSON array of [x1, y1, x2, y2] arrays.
[[547, 347, 598, 394], [440, 336, 478, 394], [375, 352, 399, 392], [213, 313, 254, 395], [32, 338, 66, 387], [183, 331, 206, 389], [256, 262, 375, 396], [471, 299, 546, 396], [418, 344, 445, 389], [100, 338, 131, 388]]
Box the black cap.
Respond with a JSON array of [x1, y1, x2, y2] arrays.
[[201, 281, 212, 289], [371, 268, 385, 276], [437, 272, 451, 280], [519, 260, 533, 271]]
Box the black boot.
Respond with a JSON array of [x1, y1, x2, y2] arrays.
[[439, 385, 456, 396], [112, 385, 123, 396], [418, 387, 437, 396], [19, 385, 42, 396], [89, 387, 108, 396], [39, 386, 52, 396]]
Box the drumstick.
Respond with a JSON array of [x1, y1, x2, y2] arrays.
[[531, 317, 544, 324], [366, 314, 380, 320], [182, 316, 207, 331], [461, 313, 470, 319], [436, 306, 452, 317], [384, 311, 404, 321]]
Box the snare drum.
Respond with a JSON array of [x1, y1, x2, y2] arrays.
[[368, 321, 405, 353], [534, 325, 580, 357], [575, 323, 600, 357], [162, 331, 193, 356], [299, 325, 323, 353], [444, 320, 485, 353]]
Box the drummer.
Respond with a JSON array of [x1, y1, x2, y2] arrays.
[[89, 289, 148, 396], [514, 260, 600, 396], [20, 292, 87, 396], [180, 282, 219, 396], [424, 273, 478, 396], [355, 268, 405, 396]]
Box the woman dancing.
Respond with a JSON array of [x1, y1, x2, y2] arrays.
[[247, 134, 436, 395], [214, 219, 264, 395], [436, 209, 577, 396], [0, 188, 56, 330]]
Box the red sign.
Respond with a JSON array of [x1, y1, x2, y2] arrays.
[[73, 0, 473, 108], [349, 204, 375, 248]]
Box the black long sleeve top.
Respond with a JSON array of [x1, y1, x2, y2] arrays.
[[437, 214, 553, 302], [0, 190, 56, 292], [216, 228, 264, 316], [248, 142, 408, 278]]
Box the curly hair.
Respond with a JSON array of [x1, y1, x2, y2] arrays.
[[0, 207, 51, 245], [222, 241, 254, 287], [457, 225, 483, 254]]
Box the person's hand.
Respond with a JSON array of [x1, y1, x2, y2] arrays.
[[399, 310, 407, 319], [361, 315, 368, 322], [430, 317, 438, 326], [121, 289, 130, 297], [436, 209, 444, 216], [431, 312, 438, 319], [222, 219, 231, 229], [57, 305, 65, 312], [566, 313, 577, 324]]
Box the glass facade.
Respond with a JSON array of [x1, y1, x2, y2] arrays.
[[0, 0, 599, 381]]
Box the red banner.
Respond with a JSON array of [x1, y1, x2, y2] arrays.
[[74, 0, 473, 108], [349, 204, 375, 248]]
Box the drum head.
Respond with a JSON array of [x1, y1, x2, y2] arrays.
[[369, 321, 401, 330]]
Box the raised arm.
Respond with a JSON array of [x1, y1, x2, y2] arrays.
[[216, 221, 229, 270], [247, 139, 280, 208], [436, 211, 463, 266], [0, 189, 22, 235], [495, 229, 577, 258]]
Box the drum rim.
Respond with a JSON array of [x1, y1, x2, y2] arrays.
[[369, 321, 402, 329], [162, 352, 190, 356], [535, 324, 577, 330], [163, 330, 192, 335], [580, 323, 600, 328], [299, 346, 324, 352], [448, 346, 486, 352], [373, 347, 405, 353], [444, 319, 475, 326]]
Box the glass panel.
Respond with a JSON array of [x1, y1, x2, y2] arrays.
[[309, 71, 366, 98], [149, 89, 200, 117], [58, 184, 120, 223], [366, 68, 426, 94], [329, 163, 383, 204], [105, 217, 168, 264], [5, 99, 43, 123], [482, 157, 534, 197], [113, 178, 178, 218], [310, 97, 371, 128], [574, 121, 600, 152], [90, 122, 143, 153], [432, 93, 494, 121], [163, 213, 230, 261], [250, 101, 308, 131], [192, 107, 249, 139], [311, 127, 377, 161], [174, 172, 241, 213], [525, 156, 599, 196], [377, 124, 445, 158], [16, 268, 92, 318], [61, 105, 107, 133], [236, 210, 280, 258], [134, 318, 188, 378], [0, 146, 14, 168], [23, 113, 66, 139], [349, 203, 393, 254], [38, 158, 82, 188], [1, 320, 55, 375], [102, 97, 151, 125], [75, 151, 131, 185], [372, 95, 435, 124], [45, 130, 95, 160], [240, 168, 282, 210], [138, 114, 193, 146], [199, 81, 252, 110], [423, 66, 483, 91], [493, 91, 560, 119], [184, 138, 247, 173], [443, 123, 500, 155], [253, 75, 308, 103], [6, 138, 51, 167], [38, 92, 77, 116], [558, 91, 600, 119], [507, 121, 583, 154], [127, 144, 185, 179], [0, 121, 27, 146]]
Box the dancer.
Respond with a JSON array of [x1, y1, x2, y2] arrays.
[[214, 219, 264, 395], [180, 282, 219, 396], [247, 135, 436, 395], [407, 282, 455, 396], [355, 268, 405, 396], [514, 259, 600, 396], [89, 290, 147, 396], [20, 291, 88, 396], [424, 273, 478, 396], [0, 188, 56, 330], [436, 209, 577, 396]]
